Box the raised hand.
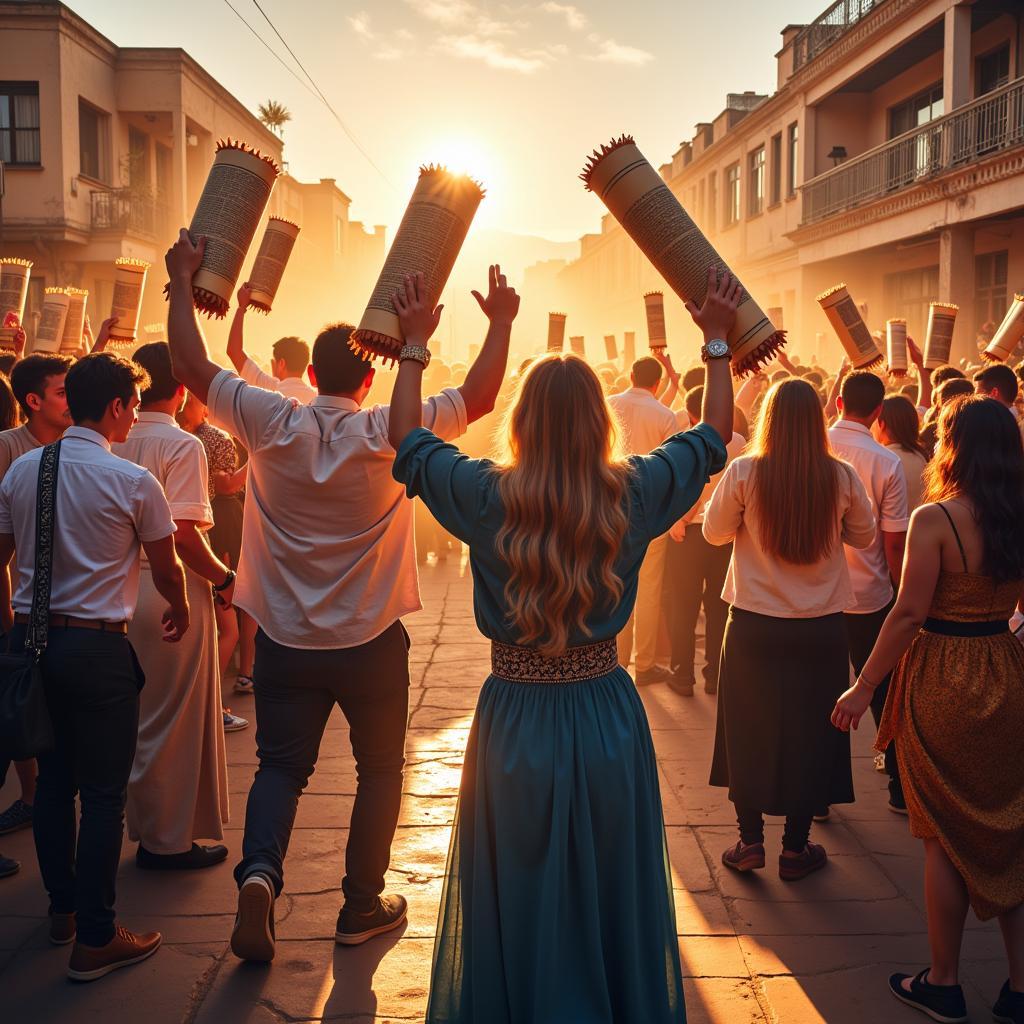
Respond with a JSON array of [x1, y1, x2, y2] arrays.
[[237, 282, 254, 311], [165, 228, 206, 283], [92, 316, 119, 354], [393, 272, 443, 347], [471, 264, 520, 326], [684, 267, 741, 340], [907, 336, 924, 368]]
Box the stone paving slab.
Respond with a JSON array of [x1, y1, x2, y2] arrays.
[[0, 560, 1007, 1022]]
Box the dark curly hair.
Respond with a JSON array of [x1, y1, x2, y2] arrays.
[[924, 396, 1024, 583]]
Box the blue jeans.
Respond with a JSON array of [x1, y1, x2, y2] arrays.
[[234, 622, 410, 910]]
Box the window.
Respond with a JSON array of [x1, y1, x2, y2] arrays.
[[770, 132, 782, 206], [0, 83, 40, 165], [707, 172, 717, 231], [725, 163, 741, 225], [975, 251, 1008, 327], [883, 265, 940, 339], [889, 83, 944, 139], [127, 126, 149, 189], [78, 100, 110, 183], [335, 216, 345, 253], [977, 45, 1010, 97], [748, 146, 766, 216], [697, 178, 706, 225], [786, 122, 798, 198]]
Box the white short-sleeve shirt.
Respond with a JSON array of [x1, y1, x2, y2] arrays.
[[0, 427, 175, 620], [828, 419, 910, 614], [241, 356, 317, 405], [207, 369, 468, 650], [608, 388, 679, 456]]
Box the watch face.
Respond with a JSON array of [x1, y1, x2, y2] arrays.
[[707, 340, 729, 358]]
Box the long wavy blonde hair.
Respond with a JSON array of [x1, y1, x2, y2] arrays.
[[493, 355, 631, 656]]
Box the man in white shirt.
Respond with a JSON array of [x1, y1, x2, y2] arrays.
[[664, 385, 745, 696], [115, 342, 232, 872], [226, 282, 317, 404], [973, 363, 1024, 442], [0, 352, 188, 981], [829, 370, 909, 814], [165, 231, 519, 963], [608, 356, 679, 684]]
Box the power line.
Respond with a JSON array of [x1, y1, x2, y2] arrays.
[[247, 0, 397, 191]]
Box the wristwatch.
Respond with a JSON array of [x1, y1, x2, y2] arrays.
[[213, 569, 236, 593], [399, 344, 432, 368], [701, 339, 730, 363]]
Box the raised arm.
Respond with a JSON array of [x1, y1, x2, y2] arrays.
[[89, 316, 119, 355], [459, 264, 520, 424], [165, 229, 224, 405], [225, 283, 253, 375], [907, 336, 932, 411], [653, 349, 681, 408], [389, 272, 442, 449], [824, 357, 851, 421], [683, 266, 738, 444]]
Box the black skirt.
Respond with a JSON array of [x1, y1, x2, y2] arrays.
[[709, 607, 854, 815], [208, 494, 244, 568]]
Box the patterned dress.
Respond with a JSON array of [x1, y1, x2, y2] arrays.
[[195, 421, 243, 567], [877, 565, 1024, 921]]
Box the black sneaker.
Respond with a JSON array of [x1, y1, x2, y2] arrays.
[[0, 799, 33, 835], [994, 980, 1024, 1024], [666, 671, 695, 697], [703, 674, 718, 696], [635, 666, 671, 687], [0, 854, 19, 879], [335, 894, 408, 946], [136, 843, 229, 871], [888, 969, 968, 1023]]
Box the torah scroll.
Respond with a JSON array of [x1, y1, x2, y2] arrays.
[[61, 288, 89, 354], [643, 291, 667, 351], [816, 285, 883, 369], [582, 137, 784, 375], [623, 331, 636, 365], [604, 334, 618, 360], [886, 319, 907, 377], [185, 140, 280, 318], [109, 259, 150, 344], [247, 217, 300, 313], [547, 312, 567, 352], [0, 259, 31, 327], [924, 303, 958, 369], [984, 295, 1024, 363], [570, 335, 585, 357], [34, 289, 70, 354], [352, 166, 484, 362]]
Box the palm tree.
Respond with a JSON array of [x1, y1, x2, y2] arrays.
[[258, 100, 292, 139]]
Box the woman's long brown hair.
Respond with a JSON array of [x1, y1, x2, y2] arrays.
[[493, 355, 631, 656], [749, 378, 846, 564], [879, 395, 929, 459]]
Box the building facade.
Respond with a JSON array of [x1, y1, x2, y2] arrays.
[[558, 0, 1024, 367], [0, 1, 384, 355]]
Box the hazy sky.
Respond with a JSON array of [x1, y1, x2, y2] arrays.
[[71, 0, 829, 240]]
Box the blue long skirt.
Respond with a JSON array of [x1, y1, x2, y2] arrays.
[[425, 667, 686, 1024]]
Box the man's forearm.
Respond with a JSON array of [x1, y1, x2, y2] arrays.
[[226, 306, 247, 374], [701, 345, 734, 442], [167, 277, 218, 403], [389, 360, 425, 449], [460, 320, 512, 423], [916, 367, 933, 410], [174, 522, 229, 585], [151, 561, 188, 615]]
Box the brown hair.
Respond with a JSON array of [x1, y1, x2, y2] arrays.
[[878, 395, 929, 460], [749, 378, 848, 564], [493, 355, 631, 656]]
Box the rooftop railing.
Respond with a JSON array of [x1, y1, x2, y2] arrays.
[[792, 0, 882, 71], [801, 76, 1024, 224]]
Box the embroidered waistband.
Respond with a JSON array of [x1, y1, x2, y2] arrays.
[[490, 638, 619, 683], [922, 617, 1009, 638]]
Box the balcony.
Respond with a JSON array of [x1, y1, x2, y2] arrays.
[[792, 0, 883, 72], [90, 187, 168, 238], [801, 76, 1024, 224]]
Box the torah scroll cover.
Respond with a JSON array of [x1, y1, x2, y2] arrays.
[[925, 303, 958, 369], [984, 295, 1024, 363], [247, 217, 300, 313], [816, 285, 883, 369], [604, 334, 617, 360], [186, 140, 280, 318], [0, 259, 32, 349], [643, 292, 667, 351], [352, 166, 484, 362], [569, 335, 585, 357], [547, 313, 567, 352], [886, 319, 907, 377], [582, 136, 784, 375], [623, 331, 636, 365], [61, 288, 89, 354], [109, 259, 150, 343], [34, 289, 70, 354]]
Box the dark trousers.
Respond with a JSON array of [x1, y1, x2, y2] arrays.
[[664, 531, 732, 684], [736, 805, 812, 854], [10, 625, 142, 947], [235, 621, 411, 910], [844, 605, 903, 800]]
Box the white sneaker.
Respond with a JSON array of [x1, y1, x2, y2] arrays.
[[233, 675, 254, 695], [222, 710, 248, 733]]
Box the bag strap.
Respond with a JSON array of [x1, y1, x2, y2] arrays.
[[25, 440, 62, 653]]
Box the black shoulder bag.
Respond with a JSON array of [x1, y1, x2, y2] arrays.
[[0, 440, 61, 759]]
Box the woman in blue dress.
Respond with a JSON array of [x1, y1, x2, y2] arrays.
[[387, 267, 740, 1024]]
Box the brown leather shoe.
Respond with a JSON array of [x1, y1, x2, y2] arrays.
[[67, 926, 161, 981], [230, 873, 276, 962], [49, 912, 76, 946]]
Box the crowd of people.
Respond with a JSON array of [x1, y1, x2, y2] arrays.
[[0, 236, 1021, 1024]]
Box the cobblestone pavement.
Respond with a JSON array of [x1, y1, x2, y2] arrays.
[[0, 558, 1008, 1022]]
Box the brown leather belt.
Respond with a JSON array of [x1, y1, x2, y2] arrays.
[[14, 613, 128, 634]]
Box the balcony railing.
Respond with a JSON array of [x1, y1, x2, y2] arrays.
[[792, 0, 882, 71], [90, 187, 167, 237], [801, 76, 1024, 224]]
